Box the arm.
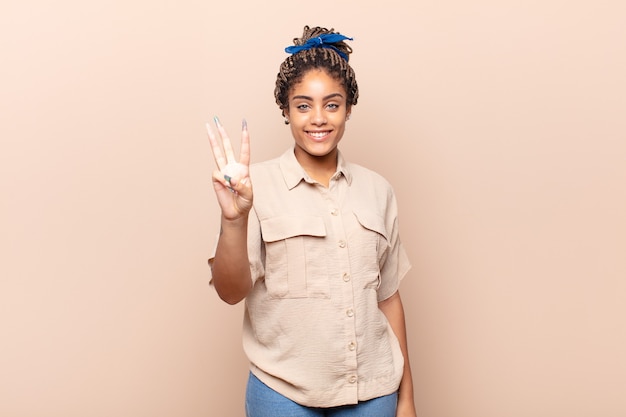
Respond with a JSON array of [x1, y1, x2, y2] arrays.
[[379, 291, 417, 417], [211, 215, 252, 304], [207, 118, 254, 305]]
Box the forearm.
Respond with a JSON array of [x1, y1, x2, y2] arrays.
[[379, 291, 417, 415], [211, 215, 252, 304]]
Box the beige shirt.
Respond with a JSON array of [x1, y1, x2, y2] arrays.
[[209, 147, 411, 407]]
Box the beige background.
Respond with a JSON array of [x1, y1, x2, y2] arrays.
[[1, 1, 625, 416]]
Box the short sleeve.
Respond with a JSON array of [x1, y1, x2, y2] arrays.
[[376, 192, 412, 302], [246, 206, 265, 285]]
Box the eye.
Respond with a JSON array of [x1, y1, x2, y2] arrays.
[[296, 103, 311, 111], [326, 103, 340, 111]]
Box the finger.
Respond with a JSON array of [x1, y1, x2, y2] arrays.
[[212, 170, 235, 193], [231, 177, 253, 206], [206, 122, 227, 170], [239, 119, 251, 167], [214, 116, 236, 164], [232, 176, 251, 193]]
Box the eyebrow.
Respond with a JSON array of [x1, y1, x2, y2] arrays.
[[291, 93, 345, 101]]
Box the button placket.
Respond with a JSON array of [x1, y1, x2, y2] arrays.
[[325, 181, 359, 393]]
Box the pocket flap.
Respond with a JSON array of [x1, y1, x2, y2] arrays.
[[260, 215, 326, 242], [353, 209, 389, 241]]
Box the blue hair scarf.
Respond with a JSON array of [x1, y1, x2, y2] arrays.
[[285, 33, 354, 61]]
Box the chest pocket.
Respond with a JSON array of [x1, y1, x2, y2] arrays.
[[260, 215, 329, 299], [351, 209, 390, 290]]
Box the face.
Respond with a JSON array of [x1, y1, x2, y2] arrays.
[[285, 69, 351, 167]]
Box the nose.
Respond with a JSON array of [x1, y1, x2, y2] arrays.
[[311, 107, 326, 125]]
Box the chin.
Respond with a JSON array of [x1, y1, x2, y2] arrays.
[[307, 144, 337, 157]]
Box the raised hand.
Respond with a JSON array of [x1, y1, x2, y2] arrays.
[[206, 117, 253, 220]]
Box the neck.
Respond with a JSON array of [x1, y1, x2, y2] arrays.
[[294, 147, 338, 187]]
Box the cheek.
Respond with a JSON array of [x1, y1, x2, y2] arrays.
[[334, 116, 347, 130], [289, 114, 307, 128], [288, 122, 300, 138]]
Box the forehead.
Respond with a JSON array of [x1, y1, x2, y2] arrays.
[[289, 69, 346, 98]]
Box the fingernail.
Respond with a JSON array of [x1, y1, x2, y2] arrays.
[[242, 118, 248, 131], [213, 116, 221, 127], [224, 174, 232, 184]]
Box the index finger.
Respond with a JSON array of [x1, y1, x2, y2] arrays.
[[214, 117, 236, 165], [206, 122, 227, 170]]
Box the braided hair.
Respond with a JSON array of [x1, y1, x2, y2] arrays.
[[274, 25, 359, 118]]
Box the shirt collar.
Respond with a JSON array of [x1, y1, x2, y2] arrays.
[[279, 147, 353, 190]]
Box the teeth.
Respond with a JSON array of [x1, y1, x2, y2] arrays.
[[309, 131, 329, 138]]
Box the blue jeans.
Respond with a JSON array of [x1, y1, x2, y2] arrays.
[[245, 372, 398, 417]]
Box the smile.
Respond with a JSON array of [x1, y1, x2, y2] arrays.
[[306, 130, 332, 140]]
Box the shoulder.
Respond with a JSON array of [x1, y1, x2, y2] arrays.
[[347, 161, 395, 196], [249, 155, 282, 181], [250, 156, 281, 172]]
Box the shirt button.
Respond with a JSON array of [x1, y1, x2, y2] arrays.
[[338, 240, 346, 248], [346, 308, 354, 317], [330, 208, 338, 216], [348, 376, 357, 384], [342, 273, 350, 282], [348, 342, 356, 351]]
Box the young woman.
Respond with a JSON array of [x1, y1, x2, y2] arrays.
[[207, 25, 417, 417]]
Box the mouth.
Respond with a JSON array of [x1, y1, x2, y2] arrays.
[[306, 130, 332, 141]]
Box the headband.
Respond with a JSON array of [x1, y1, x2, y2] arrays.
[[284, 33, 354, 61]]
